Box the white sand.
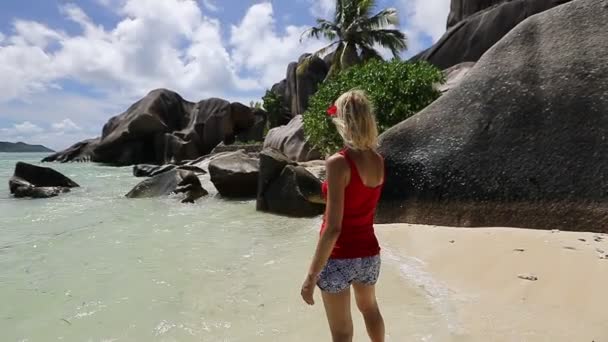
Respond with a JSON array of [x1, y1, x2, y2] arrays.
[[377, 224, 608, 341]]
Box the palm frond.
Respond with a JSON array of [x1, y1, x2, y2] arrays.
[[361, 29, 407, 57], [359, 44, 383, 61], [357, 0, 378, 18], [360, 8, 399, 30], [312, 41, 341, 58], [335, 0, 344, 23], [300, 24, 337, 42]]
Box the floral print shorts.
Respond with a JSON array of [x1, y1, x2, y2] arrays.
[[317, 255, 381, 293]]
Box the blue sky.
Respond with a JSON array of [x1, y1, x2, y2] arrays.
[[0, 0, 448, 149]]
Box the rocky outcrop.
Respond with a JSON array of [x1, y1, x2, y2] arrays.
[[43, 89, 257, 166], [132, 164, 206, 178], [437, 62, 475, 93], [133, 164, 176, 178], [211, 142, 263, 155], [208, 150, 259, 198], [236, 108, 267, 142], [378, 0, 608, 232], [126, 169, 208, 203], [270, 53, 329, 119], [9, 162, 79, 198], [447, 0, 507, 29], [412, 0, 572, 70], [269, 81, 293, 128], [257, 149, 325, 217], [42, 138, 98, 163], [263, 115, 322, 162]]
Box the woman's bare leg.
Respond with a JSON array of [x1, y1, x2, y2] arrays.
[[321, 287, 354, 342], [353, 283, 385, 342]]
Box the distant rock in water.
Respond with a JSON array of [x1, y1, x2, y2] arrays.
[[126, 169, 208, 203], [208, 150, 259, 198], [0, 142, 54, 153], [412, 0, 572, 70], [378, 0, 608, 232], [133, 164, 177, 178], [9, 162, 79, 198], [43, 89, 258, 166], [132, 163, 206, 178], [256, 149, 325, 217]]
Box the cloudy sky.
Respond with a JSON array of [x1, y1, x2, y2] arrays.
[[0, 0, 449, 150]]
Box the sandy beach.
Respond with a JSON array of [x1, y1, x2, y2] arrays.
[[377, 224, 608, 342]]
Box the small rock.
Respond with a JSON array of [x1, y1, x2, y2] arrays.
[[578, 238, 586, 242], [594, 236, 604, 242], [596, 248, 605, 254], [449, 240, 455, 244], [563, 246, 577, 250], [513, 248, 525, 252], [551, 229, 560, 233], [518, 274, 538, 281]]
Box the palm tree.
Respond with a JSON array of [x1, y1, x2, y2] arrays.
[[302, 0, 407, 77]]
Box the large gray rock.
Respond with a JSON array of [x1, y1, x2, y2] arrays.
[[270, 53, 329, 118], [43, 89, 256, 166], [132, 164, 206, 178], [126, 169, 208, 203], [133, 164, 176, 178], [447, 0, 508, 29], [236, 108, 267, 142], [437, 62, 476, 93], [208, 150, 259, 198], [257, 149, 324, 217], [412, 0, 572, 70], [263, 115, 322, 162], [269, 80, 292, 128], [9, 162, 79, 198], [378, 0, 608, 232]]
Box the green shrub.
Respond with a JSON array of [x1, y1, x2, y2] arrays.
[[262, 90, 286, 129], [302, 60, 444, 156]]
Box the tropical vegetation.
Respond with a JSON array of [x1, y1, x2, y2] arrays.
[[302, 0, 407, 78], [302, 59, 445, 155]]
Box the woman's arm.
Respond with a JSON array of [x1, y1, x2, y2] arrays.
[[301, 155, 348, 305]]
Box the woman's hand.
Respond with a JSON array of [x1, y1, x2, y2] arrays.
[[300, 274, 316, 305]]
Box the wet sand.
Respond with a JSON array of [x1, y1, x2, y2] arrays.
[[377, 224, 608, 341]]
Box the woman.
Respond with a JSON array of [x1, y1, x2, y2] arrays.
[[301, 90, 385, 342]]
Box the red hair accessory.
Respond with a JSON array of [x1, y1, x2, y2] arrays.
[[326, 105, 337, 116]]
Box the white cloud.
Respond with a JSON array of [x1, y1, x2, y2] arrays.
[[0, 32, 5, 43], [310, 0, 335, 18], [12, 21, 65, 48], [14, 121, 44, 134], [52, 119, 82, 132], [0, 121, 44, 138], [0, 0, 257, 104], [200, 0, 219, 12], [398, 0, 450, 55], [230, 3, 329, 87]]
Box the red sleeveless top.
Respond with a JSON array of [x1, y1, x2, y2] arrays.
[[320, 149, 383, 259]]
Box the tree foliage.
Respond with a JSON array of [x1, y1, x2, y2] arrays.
[[302, 0, 407, 77], [303, 60, 445, 155]]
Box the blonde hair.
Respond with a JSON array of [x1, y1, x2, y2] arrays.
[[333, 89, 378, 150]]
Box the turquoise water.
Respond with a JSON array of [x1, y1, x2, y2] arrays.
[[0, 153, 450, 341]]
